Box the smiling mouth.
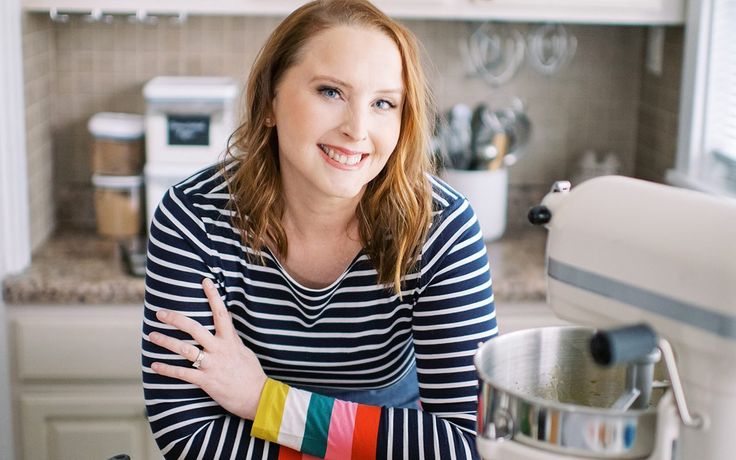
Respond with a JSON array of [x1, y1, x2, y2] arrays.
[[318, 144, 366, 167]]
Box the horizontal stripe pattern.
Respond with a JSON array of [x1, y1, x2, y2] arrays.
[[142, 164, 497, 459]]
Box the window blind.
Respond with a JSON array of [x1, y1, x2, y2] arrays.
[[704, 0, 736, 164]]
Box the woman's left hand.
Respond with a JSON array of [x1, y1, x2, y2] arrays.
[[148, 278, 267, 420]]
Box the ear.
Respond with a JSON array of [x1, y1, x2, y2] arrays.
[[265, 103, 277, 127], [266, 98, 277, 127]]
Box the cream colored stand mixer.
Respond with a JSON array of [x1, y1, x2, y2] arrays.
[[475, 176, 736, 460]]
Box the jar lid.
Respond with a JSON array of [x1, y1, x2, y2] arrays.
[[143, 76, 239, 102], [88, 112, 144, 140], [91, 174, 144, 189]]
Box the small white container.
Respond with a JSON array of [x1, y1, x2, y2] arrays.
[[88, 112, 145, 175], [91, 174, 144, 238], [441, 168, 508, 241], [143, 76, 239, 167]]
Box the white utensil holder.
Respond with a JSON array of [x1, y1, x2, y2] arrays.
[[441, 168, 508, 241]]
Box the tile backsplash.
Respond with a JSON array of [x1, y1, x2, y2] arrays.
[[635, 27, 683, 183], [21, 13, 683, 239], [22, 13, 56, 252]]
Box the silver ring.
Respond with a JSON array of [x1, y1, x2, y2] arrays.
[[192, 349, 205, 369]]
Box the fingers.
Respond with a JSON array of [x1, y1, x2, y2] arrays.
[[151, 361, 203, 386], [149, 331, 201, 362], [202, 278, 236, 339], [156, 309, 216, 350]]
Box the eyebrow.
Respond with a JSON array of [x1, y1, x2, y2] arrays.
[[309, 75, 404, 96]]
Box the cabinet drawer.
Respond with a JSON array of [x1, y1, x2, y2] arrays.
[[11, 305, 143, 381]]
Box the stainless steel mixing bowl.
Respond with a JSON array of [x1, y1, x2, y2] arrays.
[[475, 326, 665, 458]]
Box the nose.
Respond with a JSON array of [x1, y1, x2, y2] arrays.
[[340, 104, 368, 141]]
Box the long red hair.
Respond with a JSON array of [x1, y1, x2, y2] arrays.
[[224, 0, 435, 294]]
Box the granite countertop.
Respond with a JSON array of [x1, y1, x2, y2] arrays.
[[2, 229, 547, 305]]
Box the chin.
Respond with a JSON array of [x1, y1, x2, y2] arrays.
[[331, 188, 364, 200], [321, 181, 366, 200]]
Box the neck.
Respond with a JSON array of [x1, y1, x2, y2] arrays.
[[281, 189, 362, 242]]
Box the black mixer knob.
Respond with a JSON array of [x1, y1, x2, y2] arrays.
[[528, 205, 551, 225]]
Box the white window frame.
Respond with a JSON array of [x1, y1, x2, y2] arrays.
[[0, 0, 25, 458], [667, 0, 736, 198]]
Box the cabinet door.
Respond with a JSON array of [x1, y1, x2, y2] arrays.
[[20, 0, 685, 24], [20, 389, 162, 460], [471, 0, 685, 23]]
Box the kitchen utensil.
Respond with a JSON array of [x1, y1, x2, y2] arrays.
[[527, 23, 577, 76], [430, 114, 452, 169], [444, 104, 473, 170], [462, 22, 526, 87], [488, 132, 508, 170], [498, 99, 532, 167], [476, 176, 736, 459], [471, 104, 498, 169]]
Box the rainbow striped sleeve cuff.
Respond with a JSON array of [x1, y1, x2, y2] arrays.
[[251, 378, 381, 459]]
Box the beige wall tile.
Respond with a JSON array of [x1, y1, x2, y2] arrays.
[[21, 13, 684, 237], [634, 26, 683, 183], [22, 13, 56, 251]]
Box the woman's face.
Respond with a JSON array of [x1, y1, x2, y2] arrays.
[[271, 25, 404, 202]]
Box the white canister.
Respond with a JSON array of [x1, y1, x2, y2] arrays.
[[88, 112, 145, 175], [441, 168, 508, 241], [143, 76, 238, 167], [91, 174, 144, 239]]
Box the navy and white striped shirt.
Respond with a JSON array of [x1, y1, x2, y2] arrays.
[[142, 163, 498, 459]]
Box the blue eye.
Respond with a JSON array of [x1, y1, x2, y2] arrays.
[[318, 86, 341, 99], [374, 99, 396, 111]]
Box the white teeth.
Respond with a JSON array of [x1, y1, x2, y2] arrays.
[[346, 155, 360, 165], [320, 144, 362, 166]]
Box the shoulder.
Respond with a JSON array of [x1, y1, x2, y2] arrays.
[[420, 174, 482, 260], [426, 173, 476, 232], [159, 161, 234, 216], [169, 161, 233, 205], [152, 161, 236, 236]]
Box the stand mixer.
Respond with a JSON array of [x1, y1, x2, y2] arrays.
[[475, 176, 736, 460]]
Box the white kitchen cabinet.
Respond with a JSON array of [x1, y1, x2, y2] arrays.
[[21, 0, 686, 24], [8, 304, 163, 460], [20, 389, 160, 460], [464, 0, 685, 24], [6, 300, 564, 460]]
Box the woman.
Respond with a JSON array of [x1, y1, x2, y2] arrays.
[[142, 0, 498, 458]]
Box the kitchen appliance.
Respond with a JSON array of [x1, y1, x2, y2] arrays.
[[475, 176, 736, 459]]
